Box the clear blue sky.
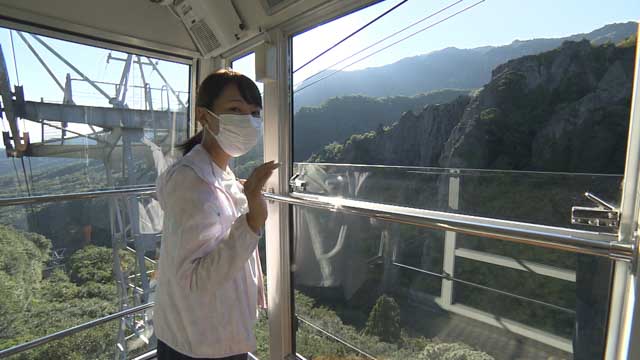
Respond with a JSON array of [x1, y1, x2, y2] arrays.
[[0, 28, 190, 142], [293, 0, 639, 86], [0, 0, 638, 141]]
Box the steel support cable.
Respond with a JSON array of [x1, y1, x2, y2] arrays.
[[144, 57, 186, 108], [8, 31, 27, 132], [296, 315, 377, 359], [295, 0, 464, 87], [9, 30, 20, 85], [295, 0, 485, 94], [293, 0, 409, 74], [15, 32, 65, 93], [10, 157, 24, 194], [20, 157, 31, 197], [29, 34, 113, 102]]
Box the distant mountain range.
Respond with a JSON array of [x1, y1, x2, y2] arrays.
[[293, 22, 637, 111]]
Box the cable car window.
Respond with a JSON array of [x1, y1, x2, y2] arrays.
[[290, 0, 638, 359], [0, 25, 191, 359]]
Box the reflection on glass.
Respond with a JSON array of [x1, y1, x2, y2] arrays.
[[293, 163, 622, 232], [230, 52, 264, 180], [293, 207, 611, 359], [0, 27, 187, 357]]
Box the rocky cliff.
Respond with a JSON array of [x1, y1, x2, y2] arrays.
[[313, 38, 636, 174]]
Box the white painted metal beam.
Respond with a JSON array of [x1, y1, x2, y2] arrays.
[[455, 247, 576, 282]]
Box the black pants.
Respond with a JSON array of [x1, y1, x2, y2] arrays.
[[157, 340, 248, 360]]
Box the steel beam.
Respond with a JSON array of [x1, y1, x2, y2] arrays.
[[22, 101, 187, 130]]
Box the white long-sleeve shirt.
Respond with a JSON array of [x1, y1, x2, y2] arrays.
[[154, 144, 263, 358]]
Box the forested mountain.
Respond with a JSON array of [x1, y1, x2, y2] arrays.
[[293, 89, 469, 161], [294, 22, 636, 110], [311, 38, 636, 174]]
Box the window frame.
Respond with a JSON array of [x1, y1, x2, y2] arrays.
[[276, 4, 640, 360]]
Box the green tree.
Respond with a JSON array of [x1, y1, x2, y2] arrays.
[[363, 295, 401, 343]]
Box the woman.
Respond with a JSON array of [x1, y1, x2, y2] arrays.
[[154, 69, 278, 360]]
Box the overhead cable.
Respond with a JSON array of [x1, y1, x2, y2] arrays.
[[296, 0, 464, 86], [293, 0, 409, 74], [295, 0, 485, 94], [9, 30, 20, 85]]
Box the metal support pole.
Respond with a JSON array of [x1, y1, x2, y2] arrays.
[[607, 24, 640, 360], [146, 57, 186, 108], [440, 169, 459, 308], [0, 44, 22, 152], [137, 55, 156, 139], [115, 55, 133, 107], [123, 129, 151, 303]]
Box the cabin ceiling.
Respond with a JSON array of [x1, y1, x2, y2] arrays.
[[0, 0, 379, 59]]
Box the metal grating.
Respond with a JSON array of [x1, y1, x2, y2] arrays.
[[189, 19, 221, 55]]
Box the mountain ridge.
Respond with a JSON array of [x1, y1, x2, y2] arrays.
[[311, 39, 635, 174], [294, 22, 637, 110]]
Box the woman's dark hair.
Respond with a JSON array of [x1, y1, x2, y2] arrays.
[[178, 69, 262, 155]]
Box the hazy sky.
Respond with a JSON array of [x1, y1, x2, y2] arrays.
[[0, 0, 638, 143]]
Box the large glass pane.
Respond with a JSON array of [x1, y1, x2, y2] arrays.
[[292, 0, 638, 221], [291, 1, 636, 359], [293, 206, 611, 359], [0, 26, 189, 358], [291, 163, 622, 231], [0, 26, 190, 199], [0, 194, 159, 358]]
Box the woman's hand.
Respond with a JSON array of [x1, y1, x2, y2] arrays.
[[244, 161, 280, 234]]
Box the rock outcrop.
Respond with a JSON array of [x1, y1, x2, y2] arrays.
[[314, 39, 636, 174]]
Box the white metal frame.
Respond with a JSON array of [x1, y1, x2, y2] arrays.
[[261, 27, 295, 359], [608, 24, 640, 360], [255, 2, 384, 358]]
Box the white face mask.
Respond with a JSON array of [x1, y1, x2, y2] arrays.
[[203, 109, 261, 157]]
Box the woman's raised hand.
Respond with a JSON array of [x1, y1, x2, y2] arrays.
[[244, 161, 280, 234]]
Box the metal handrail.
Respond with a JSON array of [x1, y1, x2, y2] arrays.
[[0, 186, 156, 206], [0, 302, 154, 359], [264, 192, 634, 262]]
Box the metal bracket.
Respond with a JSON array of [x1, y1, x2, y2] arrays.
[[289, 173, 307, 193], [571, 192, 620, 229]]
